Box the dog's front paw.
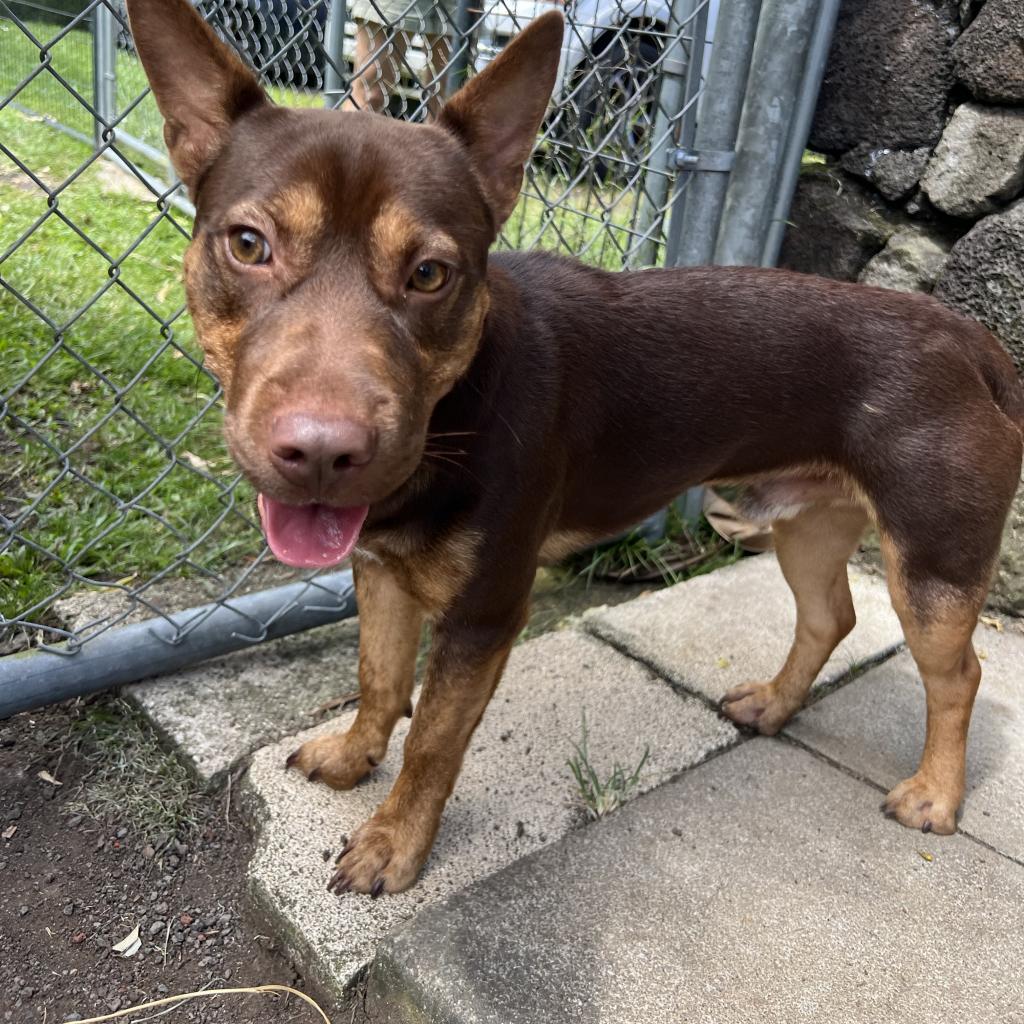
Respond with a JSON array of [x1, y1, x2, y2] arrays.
[[881, 773, 959, 835], [327, 809, 435, 896], [285, 730, 383, 790], [720, 681, 797, 736]]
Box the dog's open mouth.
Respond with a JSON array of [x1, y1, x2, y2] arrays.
[[257, 494, 369, 569]]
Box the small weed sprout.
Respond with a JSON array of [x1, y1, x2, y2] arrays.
[[567, 711, 650, 821]]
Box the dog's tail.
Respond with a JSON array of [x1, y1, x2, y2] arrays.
[[972, 322, 1024, 437]]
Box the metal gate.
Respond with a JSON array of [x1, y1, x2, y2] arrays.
[[0, 0, 840, 712]]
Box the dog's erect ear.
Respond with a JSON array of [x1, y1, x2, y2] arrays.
[[126, 0, 268, 190], [436, 11, 563, 229]]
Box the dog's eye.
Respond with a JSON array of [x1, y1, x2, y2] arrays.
[[408, 261, 449, 294], [228, 227, 271, 266]]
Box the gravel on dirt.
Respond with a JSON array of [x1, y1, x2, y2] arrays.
[[0, 698, 336, 1024]]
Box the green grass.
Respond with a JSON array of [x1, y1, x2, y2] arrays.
[[0, 16, 664, 633], [569, 505, 743, 586], [0, 13, 323, 161], [64, 695, 204, 837], [0, 100, 257, 627], [567, 710, 649, 821]]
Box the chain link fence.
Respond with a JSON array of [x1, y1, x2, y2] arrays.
[[1, 0, 836, 708]]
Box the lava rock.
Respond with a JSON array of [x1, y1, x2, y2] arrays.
[[990, 486, 1024, 616], [779, 169, 900, 280], [840, 144, 933, 202], [859, 225, 952, 293], [952, 0, 1024, 105], [922, 103, 1024, 218], [934, 198, 1024, 373], [811, 0, 954, 152]]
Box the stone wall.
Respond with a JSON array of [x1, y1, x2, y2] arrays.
[[778, 0, 1024, 613]]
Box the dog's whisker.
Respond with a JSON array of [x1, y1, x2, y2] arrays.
[[423, 447, 469, 458], [424, 454, 469, 470], [423, 453, 485, 487]]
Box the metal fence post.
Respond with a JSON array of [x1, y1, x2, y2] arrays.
[[760, 0, 841, 266], [446, 0, 475, 95], [91, 0, 117, 147], [665, 0, 761, 268], [633, 0, 705, 269], [323, 0, 348, 109], [713, 0, 818, 266]]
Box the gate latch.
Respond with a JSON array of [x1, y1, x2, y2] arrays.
[[672, 148, 736, 172]]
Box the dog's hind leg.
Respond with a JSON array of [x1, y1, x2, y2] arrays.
[[287, 557, 423, 789], [874, 398, 1021, 835], [878, 537, 987, 835], [722, 501, 869, 734]]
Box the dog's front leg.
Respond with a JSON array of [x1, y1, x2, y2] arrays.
[[287, 557, 423, 788], [328, 613, 523, 896]]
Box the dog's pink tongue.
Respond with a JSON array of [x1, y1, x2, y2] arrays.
[[258, 495, 368, 568]]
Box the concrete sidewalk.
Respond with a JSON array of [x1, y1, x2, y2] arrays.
[[366, 740, 1024, 1024], [126, 553, 1024, 1020]]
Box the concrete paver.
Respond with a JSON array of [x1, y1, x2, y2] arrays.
[[127, 619, 361, 782], [243, 629, 738, 998], [123, 573, 635, 783], [365, 739, 1024, 1024], [786, 623, 1024, 862], [584, 553, 905, 704]]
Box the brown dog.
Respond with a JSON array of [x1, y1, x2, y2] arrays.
[[127, 0, 1023, 895]]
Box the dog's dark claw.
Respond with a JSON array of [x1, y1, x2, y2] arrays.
[[308, 767, 322, 784], [403, 702, 413, 719], [328, 868, 350, 894], [367, 756, 379, 768], [285, 749, 300, 769], [922, 820, 933, 834], [370, 879, 385, 900]]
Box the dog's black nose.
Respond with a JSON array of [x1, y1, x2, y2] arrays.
[[269, 413, 377, 491]]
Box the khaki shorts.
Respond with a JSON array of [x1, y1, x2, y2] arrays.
[[349, 0, 449, 37]]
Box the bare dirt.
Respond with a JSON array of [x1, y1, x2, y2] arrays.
[[0, 699, 333, 1024]]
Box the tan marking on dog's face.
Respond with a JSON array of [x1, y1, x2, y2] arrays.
[[218, 183, 325, 269], [425, 287, 489, 402], [183, 242, 245, 392], [366, 198, 488, 404], [194, 315, 244, 390], [369, 200, 461, 278], [269, 182, 326, 240]]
